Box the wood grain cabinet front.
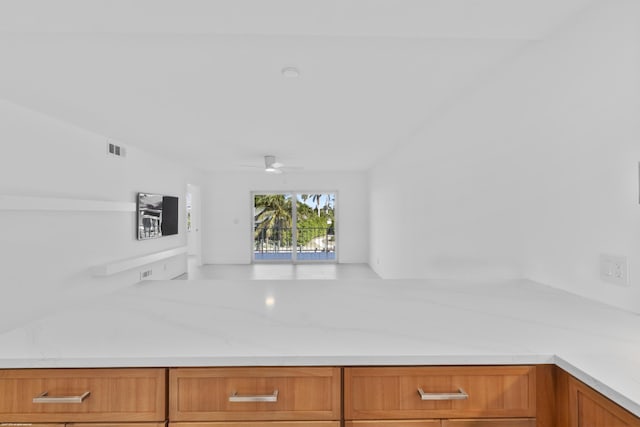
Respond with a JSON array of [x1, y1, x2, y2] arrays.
[[169, 367, 341, 422], [0, 424, 65, 427], [442, 420, 536, 427], [568, 377, 640, 427], [346, 419, 535, 427], [170, 422, 339, 427], [68, 424, 167, 427], [0, 369, 166, 423], [346, 421, 441, 427], [0, 423, 166, 427], [345, 366, 536, 421]]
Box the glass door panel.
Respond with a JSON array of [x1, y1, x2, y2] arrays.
[[254, 193, 293, 261], [296, 193, 336, 261]]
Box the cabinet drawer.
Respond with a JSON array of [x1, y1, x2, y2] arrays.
[[345, 421, 535, 427], [0, 422, 165, 427], [169, 367, 341, 421], [0, 369, 166, 422], [69, 424, 166, 427], [171, 422, 340, 427], [346, 421, 441, 427], [344, 366, 536, 420], [0, 425, 64, 427], [442, 420, 535, 427]]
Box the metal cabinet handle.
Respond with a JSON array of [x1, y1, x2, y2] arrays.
[[228, 389, 279, 403], [417, 387, 468, 401], [33, 391, 91, 404]]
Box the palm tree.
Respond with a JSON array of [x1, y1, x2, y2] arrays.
[[311, 194, 323, 216], [254, 195, 292, 251], [301, 193, 324, 216]]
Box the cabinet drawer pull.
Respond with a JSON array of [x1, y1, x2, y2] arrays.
[[228, 389, 279, 403], [32, 391, 91, 404], [417, 387, 468, 401]]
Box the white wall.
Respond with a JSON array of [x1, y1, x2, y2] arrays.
[[518, 0, 640, 312], [369, 0, 640, 312], [368, 118, 525, 280], [368, 52, 526, 280], [0, 99, 201, 330], [203, 171, 368, 264]]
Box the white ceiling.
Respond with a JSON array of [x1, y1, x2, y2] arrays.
[[0, 0, 594, 172]]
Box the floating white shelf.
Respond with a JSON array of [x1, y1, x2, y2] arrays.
[[0, 195, 136, 212], [92, 246, 188, 277]]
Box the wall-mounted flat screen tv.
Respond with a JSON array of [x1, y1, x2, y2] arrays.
[[137, 193, 179, 240]]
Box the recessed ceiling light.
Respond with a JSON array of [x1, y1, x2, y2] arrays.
[[281, 67, 300, 78]]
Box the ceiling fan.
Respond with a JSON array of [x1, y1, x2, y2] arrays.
[[240, 155, 303, 174], [264, 155, 284, 174]]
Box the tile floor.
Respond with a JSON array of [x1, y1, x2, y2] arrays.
[[176, 256, 380, 280]]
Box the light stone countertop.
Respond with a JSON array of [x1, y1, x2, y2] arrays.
[[0, 279, 639, 416]]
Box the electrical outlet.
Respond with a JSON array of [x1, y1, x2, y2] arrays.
[[599, 254, 628, 286]]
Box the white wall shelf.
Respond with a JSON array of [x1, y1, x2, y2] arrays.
[[92, 246, 188, 277], [0, 195, 136, 212]]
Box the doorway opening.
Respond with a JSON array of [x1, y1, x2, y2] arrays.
[[186, 184, 202, 266], [253, 192, 336, 263]]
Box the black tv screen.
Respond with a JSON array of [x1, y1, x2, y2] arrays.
[[137, 193, 179, 240], [161, 196, 179, 236]]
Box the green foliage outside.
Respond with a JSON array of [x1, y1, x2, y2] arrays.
[[254, 194, 335, 249], [254, 194, 293, 248], [295, 197, 334, 246]]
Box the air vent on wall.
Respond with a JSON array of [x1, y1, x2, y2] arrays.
[[107, 141, 126, 157]]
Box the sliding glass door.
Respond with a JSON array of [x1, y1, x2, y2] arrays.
[[253, 192, 336, 263]]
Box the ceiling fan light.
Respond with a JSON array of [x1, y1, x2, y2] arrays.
[[281, 67, 300, 78], [264, 155, 284, 173]]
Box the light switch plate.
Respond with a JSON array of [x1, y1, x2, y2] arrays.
[[600, 254, 629, 286]]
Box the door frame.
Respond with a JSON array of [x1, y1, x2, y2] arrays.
[[186, 183, 202, 266]]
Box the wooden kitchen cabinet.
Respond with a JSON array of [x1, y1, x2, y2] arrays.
[[344, 420, 442, 427], [0, 424, 65, 427], [170, 422, 339, 427], [0, 422, 166, 427], [2, 364, 640, 427], [344, 366, 536, 420], [567, 376, 640, 427], [442, 420, 536, 427], [346, 421, 441, 427], [0, 368, 166, 423], [169, 367, 341, 422], [68, 424, 166, 427], [346, 419, 536, 427], [345, 420, 536, 427]]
